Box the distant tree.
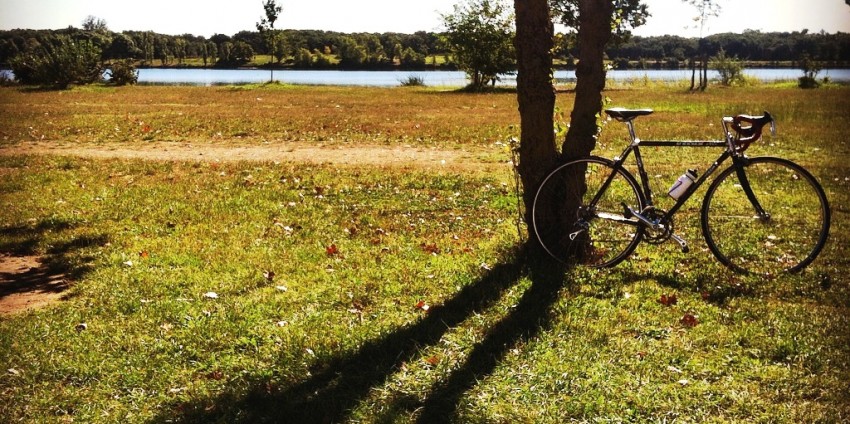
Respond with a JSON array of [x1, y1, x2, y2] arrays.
[[360, 34, 387, 65], [155, 36, 170, 65], [401, 47, 426, 67], [104, 33, 141, 60], [294, 47, 313, 68], [256, 0, 283, 81], [798, 52, 821, 88], [232, 41, 254, 65], [337, 36, 366, 67], [172, 37, 188, 65], [710, 48, 745, 85], [82, 16, 108, 33], [685, 0, 721, 90], [10, 35, 104, 88], [442, 0, 515, 90], [210, 33, 231, 46]]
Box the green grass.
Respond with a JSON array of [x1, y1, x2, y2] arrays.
[[1, 85, 849, 423]]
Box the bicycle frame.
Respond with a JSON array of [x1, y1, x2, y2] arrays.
[[602, 117, 757, 226]]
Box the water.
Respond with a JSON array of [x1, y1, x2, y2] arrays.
[[2, 68, 849, 86]]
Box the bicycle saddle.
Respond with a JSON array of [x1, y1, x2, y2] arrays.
[[605, 108, 654, 122]]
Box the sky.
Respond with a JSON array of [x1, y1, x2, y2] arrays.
[[0, 0, 848, 38]]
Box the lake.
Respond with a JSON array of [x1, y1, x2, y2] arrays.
[[134, 68, 850, 86], [3, 68, 849, 86]]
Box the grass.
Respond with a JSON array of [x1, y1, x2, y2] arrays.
[[1, 84, 849, 422]]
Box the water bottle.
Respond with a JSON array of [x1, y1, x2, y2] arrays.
[[668, 169, 697, 199]]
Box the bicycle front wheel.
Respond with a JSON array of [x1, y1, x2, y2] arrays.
[[701, 157, 830, 275], [532, 157, 644, 267]]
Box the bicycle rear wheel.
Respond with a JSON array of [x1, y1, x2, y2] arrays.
[[701, 157, 830, 275], [532, 157, 644, 267]]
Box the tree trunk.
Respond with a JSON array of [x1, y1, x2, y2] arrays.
[[513, 0, 559, 267], [513, 0, 557, 224], [690, 58, 696, 91], [562, 0, 614, 159], [513, 0, 613, 268]]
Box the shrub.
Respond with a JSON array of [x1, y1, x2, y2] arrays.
[[798, 53, 821, 89], [10, 35, 104, 88], [399, 75, 426, 87], [294, 48, 313, 68], [710, 49, 745, 86], [108, 60, 138, 85]]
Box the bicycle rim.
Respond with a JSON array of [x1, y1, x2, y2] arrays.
[[532, 157, 644, 267], [701, 157, 830, 275]]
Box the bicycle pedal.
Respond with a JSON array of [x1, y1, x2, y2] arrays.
[[671, 234, 689, 253], [621, 202, 633, 218]]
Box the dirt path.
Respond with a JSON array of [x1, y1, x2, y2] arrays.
[[0, 141, 513, 315], [0, 141, 510, 173]]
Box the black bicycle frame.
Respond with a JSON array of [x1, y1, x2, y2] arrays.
[[604, 139, 746, 223]]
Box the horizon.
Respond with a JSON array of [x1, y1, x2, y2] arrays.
[[0, 0, 848, 38]]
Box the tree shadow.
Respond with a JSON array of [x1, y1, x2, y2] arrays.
[[151, 245, 568, 423], [621, 270, 754, 307], [0, 219, 108, 309]]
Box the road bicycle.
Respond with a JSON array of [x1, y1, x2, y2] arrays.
[[531, 108, 831, 275]]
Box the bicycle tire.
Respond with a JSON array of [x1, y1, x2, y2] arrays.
[[701, 156, 830, 275], [532, 157, 645, 267]]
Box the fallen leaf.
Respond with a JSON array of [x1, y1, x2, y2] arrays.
[[326, 244, 339, 256], [139, 250, 150, 259], [659, 294, 678, 306], [415, 300, 430, 312], [203, 292, 219, 299], [75, 323, 87, 332], [424, 355, 440, 366], [263, 270, 275, 282], [680, 313, 699, 328], [421, 243, 440, 254]]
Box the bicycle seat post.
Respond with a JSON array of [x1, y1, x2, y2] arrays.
[[604, 108, 653, 146], [625, 120, 639, 145]]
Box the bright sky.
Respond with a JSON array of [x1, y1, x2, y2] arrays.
[[0, 0, 848, 37]]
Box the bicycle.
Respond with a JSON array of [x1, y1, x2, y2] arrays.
[[531, 108, 831, 275]]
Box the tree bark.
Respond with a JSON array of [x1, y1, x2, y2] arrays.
[[513, 0, 614, 268], [562, 0, 614, 159], [513, 0, 557, 226]]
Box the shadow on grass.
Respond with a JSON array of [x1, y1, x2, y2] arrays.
[[152, 244, 567, 423], [0, 219, 108, 306]]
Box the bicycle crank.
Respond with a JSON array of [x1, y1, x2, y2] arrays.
[[623, 204, 689, 253]]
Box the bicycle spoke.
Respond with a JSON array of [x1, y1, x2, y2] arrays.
[[701, 157, 830, 275], [533, 158, 644, 267]]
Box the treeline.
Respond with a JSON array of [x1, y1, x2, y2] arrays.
[[1, 26, 849, 70], [0, 27, 445, 69], [602, 30, 850, 69]]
